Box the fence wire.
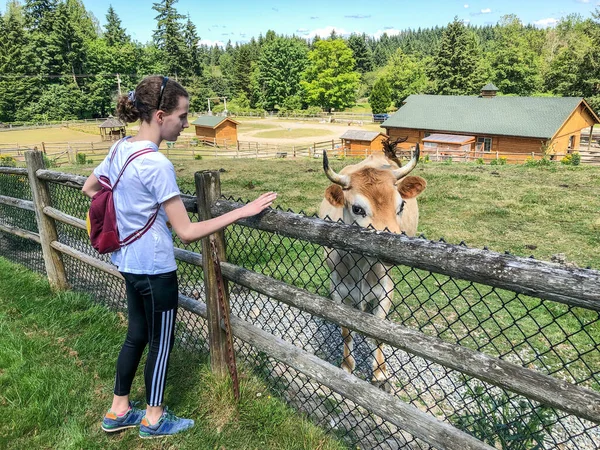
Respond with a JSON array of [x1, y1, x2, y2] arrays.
[[0, 174, 598, 449]]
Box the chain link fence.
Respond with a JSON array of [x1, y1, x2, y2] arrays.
[[0, 170, 599, 449]]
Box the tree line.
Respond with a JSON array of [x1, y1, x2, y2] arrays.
[[1, 0, 599, 122]]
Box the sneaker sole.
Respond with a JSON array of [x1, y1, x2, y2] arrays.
[[139, 432, 174, 439], [102, 424, 139, 433]]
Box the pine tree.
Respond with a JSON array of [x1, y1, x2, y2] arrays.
[[258, 36, 308, 110], [233, 44, 253, 98], [23, 0, 56, 32], [431, 17, 482, 95], [183, 15, 202, 76], [369, 77, 391, 114], [152, 0, 186, 76], [347, 33, 373, 73], [104, 5, 129, 46]]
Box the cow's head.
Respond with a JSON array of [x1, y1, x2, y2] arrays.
[[322, 145, 426, 234]]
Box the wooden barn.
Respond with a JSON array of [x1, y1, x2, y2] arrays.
[[99, 117, 126, 141], [340, 130, 386, 156], [191, 116, 239, 145], [381, 84, 600, 162]]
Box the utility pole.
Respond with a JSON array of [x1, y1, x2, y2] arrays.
[[208, 98, 212, 116], [116, 73, 122, 96]]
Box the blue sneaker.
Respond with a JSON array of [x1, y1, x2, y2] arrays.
[[139, 407, 194, 439], [101, 401, 145, 432]]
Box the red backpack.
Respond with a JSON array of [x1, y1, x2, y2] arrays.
[[87, 142, 159, 254]]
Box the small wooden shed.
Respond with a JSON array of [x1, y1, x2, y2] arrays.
[[340, 130, 386, 156], [99, 117, 126, 141], [191, 116, 239, 145]]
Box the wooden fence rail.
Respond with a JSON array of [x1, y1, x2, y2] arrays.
[[0, 157, 599, 449]]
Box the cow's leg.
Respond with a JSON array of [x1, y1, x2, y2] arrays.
[[341, 326, 355, 373]]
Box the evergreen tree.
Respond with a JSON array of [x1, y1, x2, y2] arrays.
[[301, 39, 361, 111], [489, 15, 540, 95], [183, 15, 202, 76], [257, 36, 308, 110], [23, 0, 56, 32], [384, 49, 429, 107], [369, 77, 391, 114], [430, 17, 482, 95], [104, 5, 129, 46], [347, 33, 373, 73], [233, 44, 253, 98], [152, 0, 186, 76]]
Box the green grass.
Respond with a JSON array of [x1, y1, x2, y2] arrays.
[[0, 257, 345, 450], [253, 128, 334, 139]]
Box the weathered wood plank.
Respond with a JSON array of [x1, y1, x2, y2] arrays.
[[0, 223, 41, 243], [43, 206, 86, 231], [176, 291, 493, 450], [211, 200, 600, 311], [0, 167, 28, 176], [218, 260, 600, 424], [36, 169, 87, 188], [25, 151, 68, 291], [50, 241, 123, 280], [196, 170, 229, 376], [0, 195, 35, 211]]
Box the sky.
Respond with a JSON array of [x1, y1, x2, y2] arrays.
[[6, 0, 600, 46]]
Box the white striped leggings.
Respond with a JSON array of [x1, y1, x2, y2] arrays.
[[115, 270, 178, 406]]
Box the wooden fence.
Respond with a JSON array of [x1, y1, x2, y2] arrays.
[[0, 152, 599, 449]]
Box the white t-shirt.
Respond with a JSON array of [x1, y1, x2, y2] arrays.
[[93, 138, 180, 274]]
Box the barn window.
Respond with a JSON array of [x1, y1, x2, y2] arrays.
[[477, 137, 492, 152], [568, 135, 575, 149]]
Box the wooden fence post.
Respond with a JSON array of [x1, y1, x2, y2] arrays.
[[25, 150, 68, 291], [41, 142, 46, 154], [195, 170, 228, 376]]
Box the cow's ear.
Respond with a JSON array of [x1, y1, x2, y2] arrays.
[[325, 184, 344, 207], [398, 176, 427, 199]]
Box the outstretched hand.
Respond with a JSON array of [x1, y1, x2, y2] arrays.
[[239, 192, 277, 218]]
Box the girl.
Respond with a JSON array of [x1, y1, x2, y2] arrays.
[[82, 75, 276, 439]]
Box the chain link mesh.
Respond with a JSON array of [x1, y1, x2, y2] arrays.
[[0, 174, 598, 449]]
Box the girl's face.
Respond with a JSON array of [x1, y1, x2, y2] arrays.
[[161, 96, 189, 141]]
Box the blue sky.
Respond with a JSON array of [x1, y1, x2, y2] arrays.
[[7, 0, 600, 45]]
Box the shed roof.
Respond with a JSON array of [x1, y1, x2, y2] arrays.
[[340, 130, 383, 141], [382, 95, 592, 139], [422, 133, 475, 145], [99, 117, 125, 128], [481, 83, 499, 91], [191, 116, 240, 128]]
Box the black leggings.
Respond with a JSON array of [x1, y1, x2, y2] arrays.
[[115, 271, 178, 406]]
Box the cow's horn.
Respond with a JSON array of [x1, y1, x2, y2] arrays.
[[392, 144, 420, 179], [323, 151, 350, 188]]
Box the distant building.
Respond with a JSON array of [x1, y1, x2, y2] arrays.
[[382, 84, 600, 161], [191, 116, 239, 145], [98, 117, 126, 141], [340, 130, 387, 156]]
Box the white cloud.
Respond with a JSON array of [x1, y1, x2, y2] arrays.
[[463, 18, 471, 24], [533, 18, 558, 27], [373, 29, 402, 39], [199, 39, 225, 47], [464, 4, 469, 8], [481, 8, 491, 13], [304, 26, 351, 39], [575, 0, 590, 4]]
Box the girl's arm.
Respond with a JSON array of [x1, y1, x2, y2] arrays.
[[82, 173, 103, 198], [163, 192, 277, 244]]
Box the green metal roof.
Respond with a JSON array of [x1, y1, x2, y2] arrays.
[[191, 116, 236, 128], [481, 83, 498, 91], [381, 95, 585, 139]]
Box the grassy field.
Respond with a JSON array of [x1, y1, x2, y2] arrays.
[[0, 257, 345, 450], [0, 127, 103, 146], [64, 158, 600, 269], [253, 128, 334, 139]]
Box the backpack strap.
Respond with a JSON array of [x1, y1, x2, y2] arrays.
[[119, 207, 160, 247], [113, 147, 155, 189]]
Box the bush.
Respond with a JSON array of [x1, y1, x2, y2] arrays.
[[0, 154, 17, 167], [76, 152, 87, 165], [43, 154, 57, 168], [194, 154, 203, 160], [561, 152, 581, 166], [476, 158, 485, 165], [524, 157, 552, 168], [499, 157, 507, 165], [490, 158, 498, 166]]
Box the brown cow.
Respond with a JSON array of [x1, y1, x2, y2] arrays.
[[319, 145, 426, 390]]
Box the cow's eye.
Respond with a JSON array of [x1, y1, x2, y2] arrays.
[[397, 200, 406, 215], [352, 205, 366, 217]]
